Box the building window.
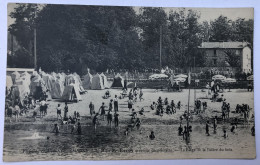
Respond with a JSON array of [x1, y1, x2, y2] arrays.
[[214, 49, 217, 56], [213, 59, 217, 65]]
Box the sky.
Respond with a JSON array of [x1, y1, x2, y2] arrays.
[[7, 3, 253, 26]]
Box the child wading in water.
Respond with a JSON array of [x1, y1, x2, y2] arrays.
[[53, 123, 60, 133], [77, 122, 82, 135], [107, 110, 113, 128], [223, 130, 228, 138], [206, 120, 210, 136], [149, 131, 155, 140], [114, 112, 119, 128]]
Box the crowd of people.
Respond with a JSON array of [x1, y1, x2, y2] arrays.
[[4, 73, 255, 141]]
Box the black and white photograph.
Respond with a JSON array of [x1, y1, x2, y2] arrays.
[[3, 3, 255, 161]]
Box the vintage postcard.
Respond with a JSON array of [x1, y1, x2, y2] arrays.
[[3, 3, 255, 161]]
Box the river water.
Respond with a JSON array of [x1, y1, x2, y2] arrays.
[[3, 123, 255, 161]]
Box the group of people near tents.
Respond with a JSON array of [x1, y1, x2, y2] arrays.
[[5, 70, 89, 121]]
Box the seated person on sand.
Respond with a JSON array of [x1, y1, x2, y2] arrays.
[[150, 102, 157, 110], [130, 109, 137, 122], [134, 118, 141, 130], [138, 108, 145, 116], [120, 88, 128, 98], [103, 90, 111, 99], [68, 116, 76, 124], [166, 105, 172, 115], [124, 128, 129, 136]]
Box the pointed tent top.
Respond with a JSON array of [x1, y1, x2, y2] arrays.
[[115, 73, 122, 78]]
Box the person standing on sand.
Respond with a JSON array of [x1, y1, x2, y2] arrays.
[[56, 104, 62, 120], [99, 102, 106, 120], [64, 102, 69, 121], [14, 104, 20, 122], [114, 95, 119, 112], [39, 99, 46, 118], [109, 99, 113, 111], [128, 99, 133, 111], [89, 102, 95, 117], [171, 100, 176, 114], [139, 88, 144, 101]]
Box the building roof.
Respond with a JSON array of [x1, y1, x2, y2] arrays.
[[199, 42, 250, 49]]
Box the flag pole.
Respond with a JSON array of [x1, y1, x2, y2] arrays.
[[186, 68, 191, 141]]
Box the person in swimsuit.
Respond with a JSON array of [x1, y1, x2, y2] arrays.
[[56, 104, 62, 120], [93, 113, 99, 132], [77, 122, 82, 135], [109, 99, 113, 111], [114, 95, 119, 112], [89, 102, 95, 117], [206, 120, 210, 136], [99, 102, 106, 120], [64, 102, 69, 121], [114, 112, 119, 128], [107, 110, 113, 127]]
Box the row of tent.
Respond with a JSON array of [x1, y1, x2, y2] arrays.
[[6, 71, 126, 104], [82, 73, 125, 89], [6, 71, 85, 103]]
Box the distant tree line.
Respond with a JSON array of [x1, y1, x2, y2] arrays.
[[8, 4, 253, 75]]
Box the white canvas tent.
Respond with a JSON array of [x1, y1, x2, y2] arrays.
[[6, 75, 13, 92], [42, 74, 55, 91], [91, 74, 104, 90], [50, 78, 64, 99], [65, 74, 85, 93], [100, 73, 109, 88], [82, 72, 92, 89], [111, 73, 124, 88], [62, 84, 82, 101], [30, 74, 46, 98], [11, 71, 20, 84]]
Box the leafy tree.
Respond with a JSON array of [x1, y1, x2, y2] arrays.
[[167, 9, 204, 70], [209, 15, 234, 42], [8, 3, 40, 67], [138, 7, 169, 69], [223, 49, 241, 67]]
